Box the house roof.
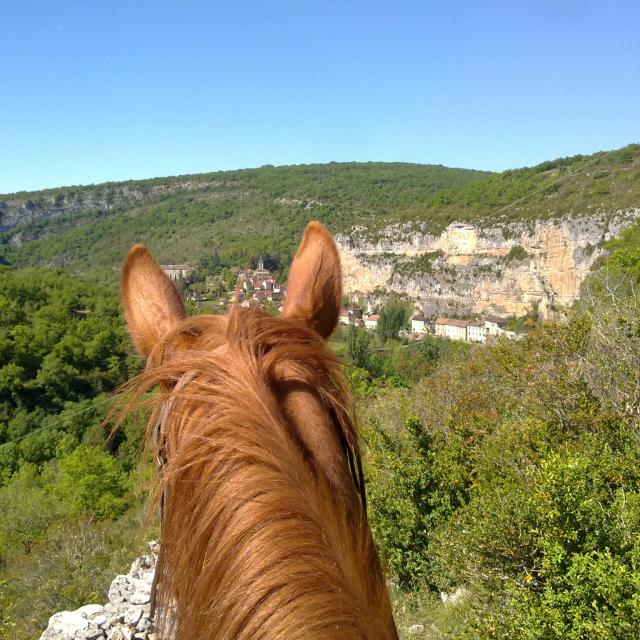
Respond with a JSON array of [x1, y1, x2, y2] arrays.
[[412, 315, 426, 322], [366, 314, 380, 321], [486, 316, 507, 326], [436, 317, 469, 328]]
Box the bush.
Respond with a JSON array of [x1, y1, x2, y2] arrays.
[[359, 286, 640, 637], [54, 445, 131, 519], [505, 245, 529, 262]]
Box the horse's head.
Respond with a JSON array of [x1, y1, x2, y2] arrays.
[[121, 221, 363, 504], [118, 221, 396, 639]]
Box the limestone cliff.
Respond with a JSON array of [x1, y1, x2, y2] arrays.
[[336, 210, 640, 318]]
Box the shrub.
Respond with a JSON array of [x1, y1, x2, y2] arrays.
[[54, 445, 131, 519], [505, 245, 529, 262]]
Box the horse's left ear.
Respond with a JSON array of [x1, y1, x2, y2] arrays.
[[121, 244, 186, 357], [282, 221, 342, 339]]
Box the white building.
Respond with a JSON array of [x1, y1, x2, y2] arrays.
[[411, 315, 427, 334], [161, 264, 195, 281], [484, 316, 508, 336], [364, 314, 379, 330], [435, 318, 468, 341], [466, 322, 487, 343]]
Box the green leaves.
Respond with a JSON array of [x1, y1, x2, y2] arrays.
[[361, 285, 640, 637], [377, 297, 412, 341], [345, 325, 371, 369], [54, 445, 131, 520], [0, 464, 62, 557], [0, 268, 137, 476]]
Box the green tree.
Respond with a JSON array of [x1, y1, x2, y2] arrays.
[[54, 445, 130, 519], [345, 326, 371, 369], [0, 464, 63, 557], [220, 269, 237, 292], [377, 298, 410, 341]]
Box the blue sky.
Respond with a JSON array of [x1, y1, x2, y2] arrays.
[[1, 0, 638, 193]]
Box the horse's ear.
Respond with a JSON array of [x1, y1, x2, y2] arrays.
[[282, 221, 342, 339], [121, 244, 186, 357]]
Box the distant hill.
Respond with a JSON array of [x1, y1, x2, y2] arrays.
[[1, 144, 639, 278]]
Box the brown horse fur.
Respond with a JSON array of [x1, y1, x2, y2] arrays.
[[118, 221, 398, 639]]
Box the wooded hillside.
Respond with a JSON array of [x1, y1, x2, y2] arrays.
[[2, 144, 639, 280]]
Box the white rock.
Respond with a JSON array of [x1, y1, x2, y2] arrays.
[[42, 543, 161, 640], [78, 604, 105, 618], [92, 615, 108, 627], [129, 591, 150, 605], [136, 617, 151, 632], [77, 625, 106, 640], [42, 611, 89, 639], [124, 605, 143, 626]]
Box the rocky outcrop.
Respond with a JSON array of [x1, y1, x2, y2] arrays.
[[40, 542, 158, 640], [336, 210, 640, 318], [0, 181, 218, 233]]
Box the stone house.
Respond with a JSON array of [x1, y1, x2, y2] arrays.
[[161, 264, 195, 281], [434, 317, 469, 341], [364, 314, 379, 330], [484, 316, 508, 336], [339, 308, 364, 326]]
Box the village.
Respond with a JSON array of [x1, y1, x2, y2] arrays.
[[160, 259, 519, 344]]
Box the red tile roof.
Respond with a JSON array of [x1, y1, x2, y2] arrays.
[[435, 317, 469, 327]]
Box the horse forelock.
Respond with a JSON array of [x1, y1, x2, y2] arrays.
[[116, 306, 396, 639]]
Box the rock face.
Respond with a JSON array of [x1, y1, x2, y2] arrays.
[[336, 210, 640, 318], [0, 181, 216, 233], [40, 542, 159, 640]]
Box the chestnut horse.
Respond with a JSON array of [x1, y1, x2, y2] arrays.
[[120, 221, 398, 639]]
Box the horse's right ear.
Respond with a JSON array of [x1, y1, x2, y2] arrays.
[[121, 244, 186, 357], [282, 221, 342, 339]]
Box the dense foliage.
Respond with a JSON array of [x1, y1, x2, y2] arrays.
[[0, 267, 149, 638], [0, 267, 141, 480], [360, 278, 640, 636], [377, 297, 413, 341], [2, 212, 640, 638]]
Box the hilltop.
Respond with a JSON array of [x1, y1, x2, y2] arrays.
[[1, 144, 639, 279], [0, 162, 488, 275]]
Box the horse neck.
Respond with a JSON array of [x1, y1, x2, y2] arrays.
[[153, 356, 397, 639]]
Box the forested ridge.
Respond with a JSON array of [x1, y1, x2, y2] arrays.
[[1, 144, 639, 280], [1, 147, 640, 638]]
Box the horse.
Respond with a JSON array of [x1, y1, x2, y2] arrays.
[[119, 221, 398, 639]]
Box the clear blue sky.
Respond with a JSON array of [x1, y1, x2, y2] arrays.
[[1, 0, 638, 193]]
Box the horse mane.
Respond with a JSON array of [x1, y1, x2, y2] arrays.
[[117, 305, 397, 639]]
